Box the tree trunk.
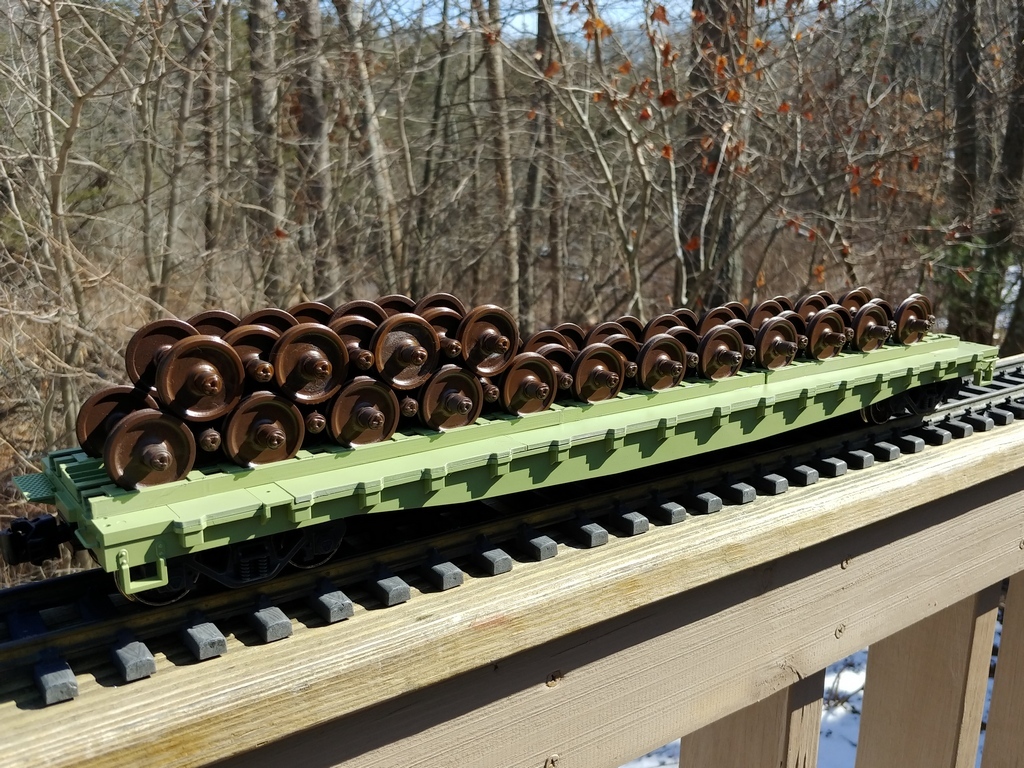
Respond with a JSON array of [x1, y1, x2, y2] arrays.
[[153, 4, 216, 312], [249, 0, 286, 305], [944, 0, 1024, 346], [951, 0, 979, 217], [471, 0, 521, 317], [516, 1, 554, 335], [943, 0, 984, 340], [413, 0, 452, 296], [545, 111, 566, 325], [200, 0, 221, 307], [680, 0, 750, 308], [335, 0, 403, 295], [288, 0, 336, 300]]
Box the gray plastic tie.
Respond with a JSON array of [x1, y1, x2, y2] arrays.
[[310, 579, 354, 623], [111, 631, 156, 682], [472, 536, 513, 576], [249, 600, 293, 642], [34, 653, 78, 705], [182, 613, 227, 661]]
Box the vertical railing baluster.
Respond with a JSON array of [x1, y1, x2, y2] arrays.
[[980, 570, 1024, 766], [856, 586, 999, 768], [678, 670, 825, 767]]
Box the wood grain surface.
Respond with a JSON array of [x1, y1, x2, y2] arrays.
[[4, 418, 1024, 768]]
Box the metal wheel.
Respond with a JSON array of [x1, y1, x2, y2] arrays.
[[906, 292, 933, 317], [125, 319, 199, 385], [725, 319, 757, 367], [552, 322, 585, 351], [754, 317, 800, 369], [330, 300, 389, 327], [615, 316, 645, 342], [826, 303, 854, 333], [865, 297, 895, 322], [772, 295, 795, 312], [418, 365, 484, 429], [697, 325, 745, 379], [585, 321, 632, 346], [602, 334, 640, 380], [187, 310, 240, 338], [747, 300, 785, 330], [103, 409, 196, 490], [534, 343, 576, 391], [776, 311, 810, 356], [224, 323, 281, 386], [852, 303, 893, 351], [806, 309, 848, 359], [698, 307, 737, 336], [289, 520, 347, 569], [371, 312, 440, 389], [498, 352, 557, 415], [522, 329, 572, 353], [155, 335, 245, 421], [328, 314, 377, 371], [76, 385, 159, 458], [837, 288, 872, 314], [636, 334, 687, 390], [795, 294, 829, 323], [118, 581, 191, 607], [894, 295, 934, 345], [665, 326, 701, 372], [329, 376, 401, 446], [570, 343, 624, 402], [860, 399, 894, 425], [376, 294, 417, 316], [272, 323, 349, 404], [288, 301, 334, 326], [419, 306, 464, 359], [414, 292, 467, 316], [457, 305, 520, 377], [289, 542, 342, 570], [723, 301, 747, 319], [223, 392, 305, 467], [642, 314, 682, 342], [239, 308, 298, 335], [672, 308, 699, 332]]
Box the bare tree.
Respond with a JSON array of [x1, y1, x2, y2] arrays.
[[472, 0, 521, 318], [249, 0, 286, 305], [335, 0, 403, 295], [286, 0, 337, 300]]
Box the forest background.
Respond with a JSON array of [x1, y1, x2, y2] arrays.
[[2, 0, 1024, 582]]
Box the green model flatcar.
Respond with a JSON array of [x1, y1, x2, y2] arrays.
[[3, 333, 994, 597]]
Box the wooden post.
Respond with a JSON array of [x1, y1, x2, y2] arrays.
[[679, 670, 824, 768], [856, 585, 999, 768], [981, 571, 1024, 767]]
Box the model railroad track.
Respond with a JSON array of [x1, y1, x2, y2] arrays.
[[3, 353, 1023, 705]]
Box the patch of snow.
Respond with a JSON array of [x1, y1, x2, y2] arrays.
[[622, 740, 679, 768]]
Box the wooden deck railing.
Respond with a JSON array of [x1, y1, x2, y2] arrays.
[[5, 417, 1024, 768]]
